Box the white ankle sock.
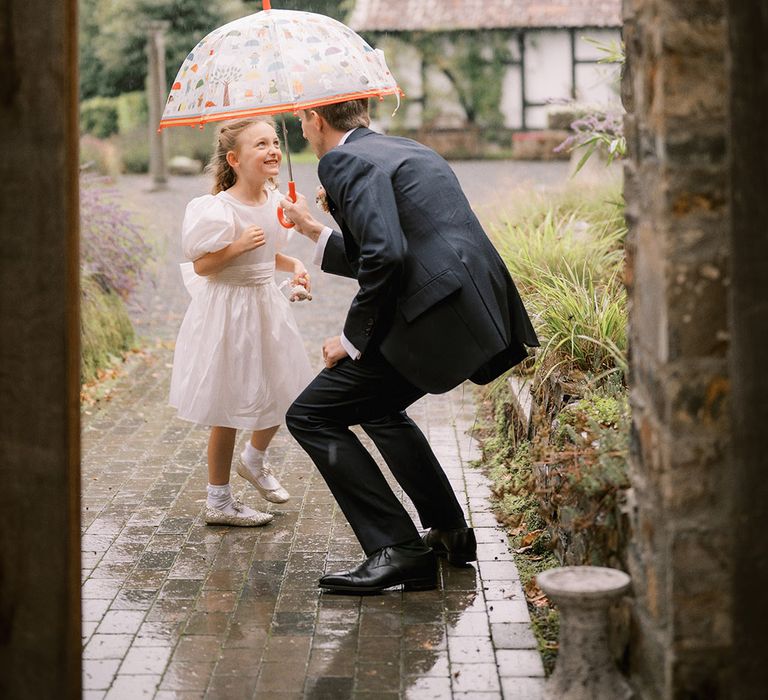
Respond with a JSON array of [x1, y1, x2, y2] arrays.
[[207, 483, 233, 510], [242, 443, 266, 468]]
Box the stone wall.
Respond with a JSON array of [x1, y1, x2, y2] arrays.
[[621, 0, 731, 696]]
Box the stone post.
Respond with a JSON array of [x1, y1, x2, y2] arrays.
[[538, 567, 633, 700], [622, 0, 731, 696], [146, 20, 170, 190], [0, 0, 81, 697]]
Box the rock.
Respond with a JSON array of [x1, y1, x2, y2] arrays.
[[168, 155, 202, 176]]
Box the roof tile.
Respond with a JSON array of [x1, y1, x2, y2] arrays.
[[349, 0, 622, 31]]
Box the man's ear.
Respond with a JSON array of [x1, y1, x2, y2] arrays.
[[309, 110, 324, 132]]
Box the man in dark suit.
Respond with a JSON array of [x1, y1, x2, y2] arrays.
[[281, 98, 538, 594]]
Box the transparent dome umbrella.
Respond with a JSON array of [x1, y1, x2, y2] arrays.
[[158, 0, 403, 227]]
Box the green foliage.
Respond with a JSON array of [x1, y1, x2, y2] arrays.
[[80, 97, 120, 138], [80, 0, 226, 99], [479, 177, 631, 674], [117, 128, 152, 174], [116, 91, 149, 134], [534, 265, 627, 380], [81, 275, 136, 383], [533, 385, 631, 563], [395, 30, 513, 134], [79, 1, 353, 101], [493, 183, 628, 382], [556, 37, 626, 175]]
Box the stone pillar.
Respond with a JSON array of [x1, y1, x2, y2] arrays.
[[146, 20, 170, 190], [538, 567, 633, 700], [726, 1, 768, 696], [622, 0, 731, 696], [0, 1, 81, 698]]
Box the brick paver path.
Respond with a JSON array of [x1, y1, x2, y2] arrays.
[[82, 161, 567, 699]]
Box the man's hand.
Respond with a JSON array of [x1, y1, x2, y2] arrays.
[[322, 336, 348, 369], [235, 225, 266, 254], [280, 193, 325, 242]]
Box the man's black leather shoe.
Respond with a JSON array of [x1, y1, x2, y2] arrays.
[[422, 527, 477, 566], [319, 544, 438, 594]]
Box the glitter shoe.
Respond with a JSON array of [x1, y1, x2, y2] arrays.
[[204, 500, 273, 527], [237, 456, 290, 504]]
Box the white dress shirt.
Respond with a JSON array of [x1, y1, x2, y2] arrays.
[[312, 128, 362, 360]]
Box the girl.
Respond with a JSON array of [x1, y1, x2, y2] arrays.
[[169, 117, 313, 527]]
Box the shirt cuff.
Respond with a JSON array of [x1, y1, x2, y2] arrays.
[[340, 332, 361, 360], [312, 227, 333, 267]]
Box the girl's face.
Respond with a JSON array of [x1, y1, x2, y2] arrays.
[[228, 121, 282, 182]]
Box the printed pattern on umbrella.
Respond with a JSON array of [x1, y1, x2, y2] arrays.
[[161, 9, 401, 127]]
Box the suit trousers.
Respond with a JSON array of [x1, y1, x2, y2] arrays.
[[285, 350, 467, 555]]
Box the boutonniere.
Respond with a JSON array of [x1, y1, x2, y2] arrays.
[[315, 186, 330, 213]]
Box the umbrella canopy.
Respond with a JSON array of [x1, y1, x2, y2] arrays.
[[159, 3, 402, 129]]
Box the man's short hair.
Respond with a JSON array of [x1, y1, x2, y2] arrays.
[[313, 98, 370, 131]]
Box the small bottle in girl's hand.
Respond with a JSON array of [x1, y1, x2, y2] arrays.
[[168, 117, 314, 527]]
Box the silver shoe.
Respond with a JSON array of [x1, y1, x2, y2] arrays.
[[237, 456, 290, 504], [204, 500, 273, 527]]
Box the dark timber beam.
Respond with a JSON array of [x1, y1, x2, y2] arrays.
[[0, 1, 81, 697], [727, 1, 768, 696]]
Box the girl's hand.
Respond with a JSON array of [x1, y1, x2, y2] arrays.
[[292, 269, 311, 294], [236, 226, 266, 254]]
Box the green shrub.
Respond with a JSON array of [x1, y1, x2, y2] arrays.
[[79, 134, 122, 176], [116, 91, 148, 134], [532, 264, 627, 380], [81, 275, 135, 383], [168, 124, 217, 166], [493, 183, 626, 294], [117, 127, 150, 174], [492, 182, 627, 382], [533, 385, 631, 565], [80, 96, 119, 138]]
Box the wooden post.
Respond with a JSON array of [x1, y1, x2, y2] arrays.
[[0, 0, 81, 697], [726, 1, 768, 696], [146, 20, 170, 190]]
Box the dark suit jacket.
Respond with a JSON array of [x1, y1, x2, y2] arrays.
[[318, 128, 539, 394]]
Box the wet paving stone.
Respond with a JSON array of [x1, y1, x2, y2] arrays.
[[79, 170, 556, 698]]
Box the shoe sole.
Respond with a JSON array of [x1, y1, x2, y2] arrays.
[[236, 458, 290, 504], [204, 515, 273, 527], [319, 578, 438, 595]]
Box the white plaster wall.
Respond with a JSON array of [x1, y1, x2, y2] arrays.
[[574, 28, 622, 106], [500, 62, 523, 129], [375, 37, 423, 130], [524, 30, 573, 128], [575, 62, 621, 104], [375, 27, 622, 132]]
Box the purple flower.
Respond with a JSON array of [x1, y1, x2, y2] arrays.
[[80, 175, 151, 299]]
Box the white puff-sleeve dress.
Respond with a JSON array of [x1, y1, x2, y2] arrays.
[[169, 187, 313, 430]]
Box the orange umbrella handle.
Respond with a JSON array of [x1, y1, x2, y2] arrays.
[[278, 180, 297, 229]]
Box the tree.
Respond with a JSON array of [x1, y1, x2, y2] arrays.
[[79, 0, 354, 100], [80, 0, 225, 99], [413, 31, 511, 133]]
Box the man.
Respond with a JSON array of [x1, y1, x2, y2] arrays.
[[281, 98, 538, 594]]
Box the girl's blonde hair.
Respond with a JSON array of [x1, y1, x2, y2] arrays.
[[206, 117, 280, 194]]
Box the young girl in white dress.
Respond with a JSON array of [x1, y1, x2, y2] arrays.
[[169, 117, 313, 527]]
